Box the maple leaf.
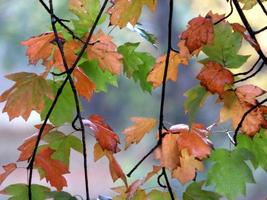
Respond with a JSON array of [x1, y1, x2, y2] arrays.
[[87, 30, 122, 75], [17, 124, 54, 161], [201, 23, 249, 68], [183, 181, 222, 200], [123, 117, 156, 149], [93, 142, 106, 161], [205, 11, 225, 23], [0, 72, 53, 121], [48, 191, 78, 200], [73, 68, 96, 101], [219, 85, 266, 136], [143, 165, 161, 183], [180, 16, 214, 54], [147, 51, 188, 88], [155, 133, 180, 170], [87, 115, 120, 153], [184, 85, 209, 125], [207, 149, 255, 200], [118, 42, 155, 92], [172, 149, 204, 184], [238, 0, 267, 9], [148, 189, 176, 200], [44, 131, 83, 166], [197, 61, 234, 96], [108, 0, 157, 28], [106, 152, 128, 187], [35, 146, 69, 191], [0, 184, 50, 200], [21, 33, 56, 66], [0, 163, 17, 185]]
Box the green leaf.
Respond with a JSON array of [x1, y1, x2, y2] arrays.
[[118, 42, 155, 92], [131, 189, 146, 200], [237, 129, 267, 171], [44, 131, 83, 165], [80, 60, 118, 92], [238, 0, 267, 9], [206, 149, 255, 200], [202, 23, 249, 68], [184, 85, 209, 126], [148, 189, 174, 200], [1, 184, 50, 200], [41, 81, 76, 126], [183, 181, 222, 200], [69, 0, 106, 36], [48, 191, 78, 200]]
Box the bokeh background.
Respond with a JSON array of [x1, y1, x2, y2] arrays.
[[0, 0, 267, 199]]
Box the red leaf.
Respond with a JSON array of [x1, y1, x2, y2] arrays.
[[35, 147, 69, 191], [0, 163, 17, 185]]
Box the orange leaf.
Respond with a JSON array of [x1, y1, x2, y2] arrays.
[[35, 147, 69, 191], [88, 115, 120, 153], [93, 142, 106, 162], [108, 0, 157, 28], [73, 68, 96, 101], [205, 11, 225, 23], [219, 85, 266, 136], [87, 30, 122, 75], [155, 133, 180, 170], [197, 62, 234, 96], [123, 117, 157, 149], [172, 149, 204, 184], [17, 124, 54, 161], [0, 163, 17, 185], [180, 16, 214, 54], [0, 72, 53, 120], [143, 165, 162, 183], [147, 51, 188, 88], [106, 152, 128, 187]]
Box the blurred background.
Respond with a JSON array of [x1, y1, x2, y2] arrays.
[[0, 0, 267, 199]]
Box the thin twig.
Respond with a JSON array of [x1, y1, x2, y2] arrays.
[[257, 0, 267, 16], [233, 98, 267, 144], [254, 25, 267, 34], [234, 61, 265, 83], [214, 0, 233, 25], [233, 57, 260, 76]]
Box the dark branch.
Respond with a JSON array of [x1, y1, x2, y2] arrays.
[[257, 0, 267, 16], [214, 0, 233, 25], [233, 98, 267, 144], [254, 25, 267, 34], [233, 57, 260, 76], [157, 171, 167, 188]]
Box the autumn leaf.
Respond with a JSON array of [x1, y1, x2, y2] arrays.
[[21, 33, 56, 66], [0, 72, 53, 121], [183, 181, 222, 200], [201, 23, 249, 68], [0, 163, 17, 185], [147, 51, 188, 88], [87, 115, 120, 153], [148, 189, 175, 200], [17, 124, 54, 161], [180, 16, 214, 54], [219, 85, 266, 136], [172, 149, 204, 184], [0, 184, 50, 200], [238, 0, 267, 9], [143, 165, 161, 183], [44, 131, 83, 166], [87, 30, 122, 75], [197, 61, 234, 96], [35, 146, 69, 191], [106, 152, 128, 187], [108, 0, 157, 28], [123, 117, 156, 149], [207, 149, 255, 200], [73, 68, 96, 100], [205, 11, 225, 23], [93, 142, 106, 161]]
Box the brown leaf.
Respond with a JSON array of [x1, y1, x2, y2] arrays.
[[197, 61, 234, 96], [123, 117, 156, 149], [73, 68, 96, 101], [87, 30, 122, 75], [205, 11, 225, 23], [35, 146, 69, 191], [0, 163, 17, 185], [88, 115, 120, 153], [172, 149, 204, 184], [219, 85, 266, 136], [108, 0, 157, 28], [147, 51, 188, 88], [0, 72, 53, 120], [180, 16, 214, 54]]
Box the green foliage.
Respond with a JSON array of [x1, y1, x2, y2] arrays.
[[48, 191, 78, 200], [148, 189, 173, 200], [202, 23, 249, 68], [207, 149, 255, 200]]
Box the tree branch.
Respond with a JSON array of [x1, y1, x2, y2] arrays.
[[214, 0, 233, 25], [257, 0, 267, 16], [233, 57, 260, 76]]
